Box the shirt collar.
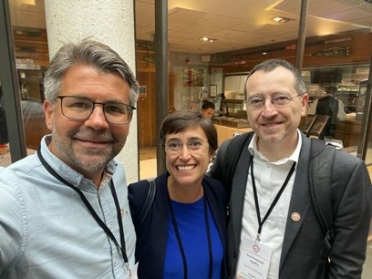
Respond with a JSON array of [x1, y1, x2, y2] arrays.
[[248, 130, 302, 164], [40, 135, 117, 189]]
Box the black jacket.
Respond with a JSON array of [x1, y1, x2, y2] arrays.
[[209, 132, 372, 279], [128, 172, 228, 279]]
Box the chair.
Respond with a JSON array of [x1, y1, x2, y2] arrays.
[[307, 115, 330, 138], [299, 114, 317, 135]]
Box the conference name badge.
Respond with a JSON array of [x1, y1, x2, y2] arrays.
[[236, 237, 272, 279]]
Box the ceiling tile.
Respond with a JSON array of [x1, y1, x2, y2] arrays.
[[9, 0, 372, 54]]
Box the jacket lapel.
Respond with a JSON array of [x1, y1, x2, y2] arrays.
[[230, 146, 252, 248], [279, 135, 312, 269]]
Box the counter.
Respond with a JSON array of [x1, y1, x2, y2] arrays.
[[213, 117, 361, 149], [212, 117, 250, 128], [213, 117, 252, 146], [335, 119, 362, 148]]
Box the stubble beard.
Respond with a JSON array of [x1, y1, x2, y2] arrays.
[[261, 128, 285, 144], [52, 126, 123, 175]]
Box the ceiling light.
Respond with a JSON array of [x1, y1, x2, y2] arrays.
[[199, 37, 217, 43], [272, 16, 294, 23]]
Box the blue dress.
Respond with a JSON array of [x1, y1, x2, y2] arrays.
[[163, 197, 223, 279]]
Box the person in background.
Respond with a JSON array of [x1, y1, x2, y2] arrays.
[[128, 111, 227, 279], [201, 101, 215, 119], [309, 85, 346, 138], [0, 39, 139, 279], [208, 59, 371, 279]]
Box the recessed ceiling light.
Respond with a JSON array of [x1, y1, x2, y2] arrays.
[[273, 16, 294, 23], [199, 37, 217, 43]]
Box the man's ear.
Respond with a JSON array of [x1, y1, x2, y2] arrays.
[[301, 93, 309, 116], [43, 100, 54, 130]]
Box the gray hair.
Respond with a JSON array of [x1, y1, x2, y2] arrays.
[[245, 59, 307, 95], [43, 39, 139, 107]]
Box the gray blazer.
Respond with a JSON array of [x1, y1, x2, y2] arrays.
[[208, 132, 372, 279]]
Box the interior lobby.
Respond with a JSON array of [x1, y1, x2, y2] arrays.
[[1, 1, 372, 276]]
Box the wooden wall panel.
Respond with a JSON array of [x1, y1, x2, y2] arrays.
[[137, 71, 157, 148], [219, 32, 372, 73], [13, 27, 49, 67], [136, 71, 175, 148]]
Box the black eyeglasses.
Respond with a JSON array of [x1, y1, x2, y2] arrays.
[[247, 94, 301, 109], [57, 96, 135, 125]]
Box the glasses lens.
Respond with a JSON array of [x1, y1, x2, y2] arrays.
[[272, 95, 292, 106], [248, 97, 264, 108], [104, 103, 133, 124], [165, 141, 181, 152], [61, 97, 92, 119], [187, 140, 203, 150]]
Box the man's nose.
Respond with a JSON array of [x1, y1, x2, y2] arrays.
[[261, 99, 278, 116], [84, 105, 110, 129]]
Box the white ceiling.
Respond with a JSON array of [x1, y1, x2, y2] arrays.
[[136, 0, 372, 54], [9, 0, 372, 55]]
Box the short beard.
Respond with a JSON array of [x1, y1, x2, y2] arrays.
[[261, 129, 285, 144], [52, 126, 121, 175]]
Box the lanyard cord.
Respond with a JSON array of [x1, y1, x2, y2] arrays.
[[110, 180, 126, 262], [250, 156, 296, 242], [167, 190, 214, 279], [205, 196, 214, 279], [37, 148, 128, 264]]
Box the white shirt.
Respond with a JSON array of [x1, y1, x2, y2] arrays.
[[239, 131, 302, 279]]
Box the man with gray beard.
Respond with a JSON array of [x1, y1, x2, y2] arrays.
[[0, 39, 139, 279]]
